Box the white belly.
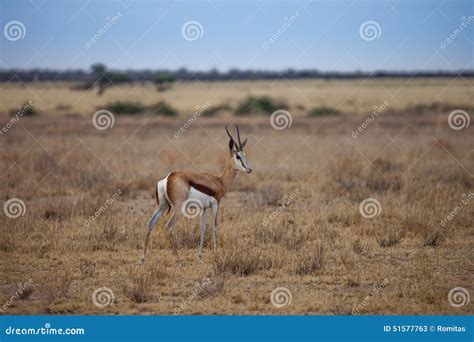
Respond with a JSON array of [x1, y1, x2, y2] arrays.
[[188, 187, 217, 208]]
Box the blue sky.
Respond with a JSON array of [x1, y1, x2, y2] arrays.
[[0, 0, 472, 71]]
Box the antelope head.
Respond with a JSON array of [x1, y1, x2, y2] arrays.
[[226, 125, 252, 173]]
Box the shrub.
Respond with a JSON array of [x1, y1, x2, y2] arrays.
[[9, 102, 37, 117], [106, 101, 145, 114], [236, 96, 283, 115], [201, 104, 231, 117], [307, 106, 340, 117], [153, 101, 178, 117]]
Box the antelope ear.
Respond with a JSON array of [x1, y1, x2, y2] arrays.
[[240, 138, 248, 149], [228, 138, 235, 154]]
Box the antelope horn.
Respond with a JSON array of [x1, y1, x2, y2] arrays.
[[235, 124, 242, 149], [225, 125, 236, 143]]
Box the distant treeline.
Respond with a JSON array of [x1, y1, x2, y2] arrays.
[[1, 68, 473, 82]]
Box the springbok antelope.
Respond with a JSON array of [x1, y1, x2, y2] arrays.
[[140, 125, 252, 263]]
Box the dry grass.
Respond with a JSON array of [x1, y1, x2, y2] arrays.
[[0, 78, 471, 116], [294, 242, 326, 276], [0, 78, 473, 315]]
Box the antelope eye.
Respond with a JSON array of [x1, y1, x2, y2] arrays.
[[236, 155, 241, 160]]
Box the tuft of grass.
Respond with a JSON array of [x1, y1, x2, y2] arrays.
[[376, 228, 404, 248], [295, 242, 326, 275], [153, 101, 178, 117], [212, 241, 273, 276], [422, 231, 444, 247], [53, 271, 73, 300], [174, 221, 201, 249], [198, 277, 225, 298], [16, 282, 34, 300], [123, 266, 165, 304], [255, 223, 307, 251], [79, 259, 97, 279], [352, 239, 364, 255], [236, 96, 284, 115], [87, 225, 127, 251], [307, 106, 340, 117], [106, 101, 145, 114]]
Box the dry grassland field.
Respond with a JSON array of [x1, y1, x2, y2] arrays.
[[0, 78, 473, 315]]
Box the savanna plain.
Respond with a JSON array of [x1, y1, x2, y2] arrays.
[[0, 78, 473, 315]]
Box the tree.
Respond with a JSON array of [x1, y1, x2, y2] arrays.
[[90, 64, 131, 95], [91, 63, 108, 95], [153, 73, 175, 92]]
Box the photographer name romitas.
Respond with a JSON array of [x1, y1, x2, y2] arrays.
[[436, 325, 466, 332]]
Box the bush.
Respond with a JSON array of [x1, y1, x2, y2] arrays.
[[153, 101, 177, 117], [106, 101, 145, 114], [10, 102, 37, 117], [307, 106, 340, 117], [201, 104, 232, 117], [236, 96, 284, 115]]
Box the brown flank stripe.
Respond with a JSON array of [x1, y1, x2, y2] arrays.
[[189, 181, 217, 197]]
